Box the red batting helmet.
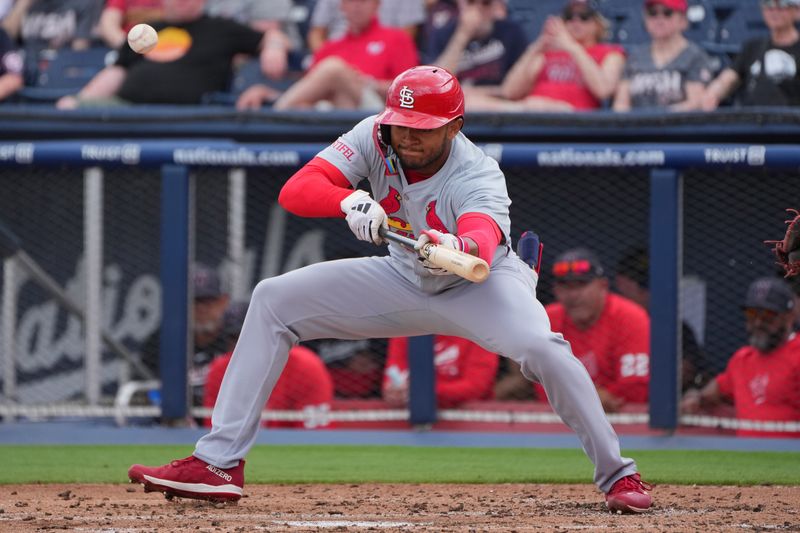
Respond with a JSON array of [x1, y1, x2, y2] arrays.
[[376, 66, 464, 130]]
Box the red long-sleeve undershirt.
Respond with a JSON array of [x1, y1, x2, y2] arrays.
[[279, 156, 502, 264]]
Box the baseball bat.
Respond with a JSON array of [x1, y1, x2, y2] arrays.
[[380, 228, 490, 283], [0, 219, 155, 380]]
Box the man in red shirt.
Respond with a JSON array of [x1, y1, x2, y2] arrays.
[[203, 302, 334, 429], [382, 336, 499, 409], [496, 248, 650, 412], [681, 277, 800, 438], [237, 0, 419, 110]]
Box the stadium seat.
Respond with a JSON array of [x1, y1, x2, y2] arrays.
[[203, 58, 297, 106], [507, 0, 565, 40], [707, 0, 767, 54], [19, 47, 114, 103]]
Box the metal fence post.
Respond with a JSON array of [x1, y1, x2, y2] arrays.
[[160, 164, 191, 421], [649, 168, 682, 430], [408, 334, 436, 427]]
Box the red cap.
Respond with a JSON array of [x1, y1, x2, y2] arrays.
[[645, 0, 688, 12], [376, 66, 464, 130]]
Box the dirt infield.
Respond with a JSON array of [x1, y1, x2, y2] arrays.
[[1, 483, 798, 532]]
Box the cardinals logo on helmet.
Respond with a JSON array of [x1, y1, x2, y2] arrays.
[[399, 86, 415, 109]]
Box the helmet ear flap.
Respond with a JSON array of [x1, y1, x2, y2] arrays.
[[378, 124, 391, 147]]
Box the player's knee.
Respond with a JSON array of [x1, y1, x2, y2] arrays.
[[514, 333, 573, 376], [250, 277, 290, 314]]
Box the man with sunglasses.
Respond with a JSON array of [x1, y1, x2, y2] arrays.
[[681, 277, 800, 438], [702, 0, 800, 109], [613, 0, 713, 111], [497, 248, 651, 413]]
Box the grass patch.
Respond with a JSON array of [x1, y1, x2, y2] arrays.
[[2, 445, 798, 485]]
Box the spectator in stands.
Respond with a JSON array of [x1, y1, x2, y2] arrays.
[[138, 263, 230, 404], [466, 0, 625, 112], [55, 0, 273, 108], [614, 245, 710, 390], [306, 0, 425, 53], [613, 0, 713, 111], [0, 26, 23, 101], [2, 0, 104, 83], [681, 277, 800, 438], [425, 0, 527, 91], [203, 301, 334, 429], [382, 335, 499, 408], [237, 0, 418, 111], [206, 0, 298, 80], [702, 0, 800, 110], [98, 0, 164, 50], [420, 0, 458, 49], [495, 248, 650, 412]]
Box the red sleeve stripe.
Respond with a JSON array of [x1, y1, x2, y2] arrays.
[[278, 157, 353, 218]]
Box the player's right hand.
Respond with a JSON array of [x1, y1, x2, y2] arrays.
[[415, 229, 460, 275], [340, 190, 388, 245]]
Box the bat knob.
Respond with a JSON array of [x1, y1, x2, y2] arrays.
[[518, 231, 543, 273]]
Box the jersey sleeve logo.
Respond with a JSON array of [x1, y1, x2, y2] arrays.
[[331, 138, 356, 161], [399, 86, 415, 109]]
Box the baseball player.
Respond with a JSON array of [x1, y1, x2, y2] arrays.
[[128, 65, 653, 513]]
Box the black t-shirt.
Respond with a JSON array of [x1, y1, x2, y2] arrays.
[[115, 15, 263, 104], [733, 36, 800, 106]]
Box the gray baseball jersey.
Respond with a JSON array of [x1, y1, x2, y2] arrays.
[[317, 115, 511, 293], [194, 117, 637, 493]]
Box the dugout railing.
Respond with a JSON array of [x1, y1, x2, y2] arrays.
[[0, 139, 798, 435]]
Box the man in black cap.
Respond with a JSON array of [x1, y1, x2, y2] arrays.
[[681, 277, 800, 438], [496, 248, 651, 413]]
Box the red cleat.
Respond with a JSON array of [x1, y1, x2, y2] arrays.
[[605, 473, 653, 513], [128, 456, 244, 502]]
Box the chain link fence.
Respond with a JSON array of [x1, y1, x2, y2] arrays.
[[0, 141, 797, 436]]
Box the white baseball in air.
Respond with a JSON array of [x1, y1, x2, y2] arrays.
[[127, 23, 158, 54]]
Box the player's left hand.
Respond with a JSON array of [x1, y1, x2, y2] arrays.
[[415, 229, 462, 275]]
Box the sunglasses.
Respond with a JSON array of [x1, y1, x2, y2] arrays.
[[466, 0, 494, 6], [645, 6, 675, 18], [553, 259, 593, 277], [744, 308, 780, 321], [563, 11, 594, 21]]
